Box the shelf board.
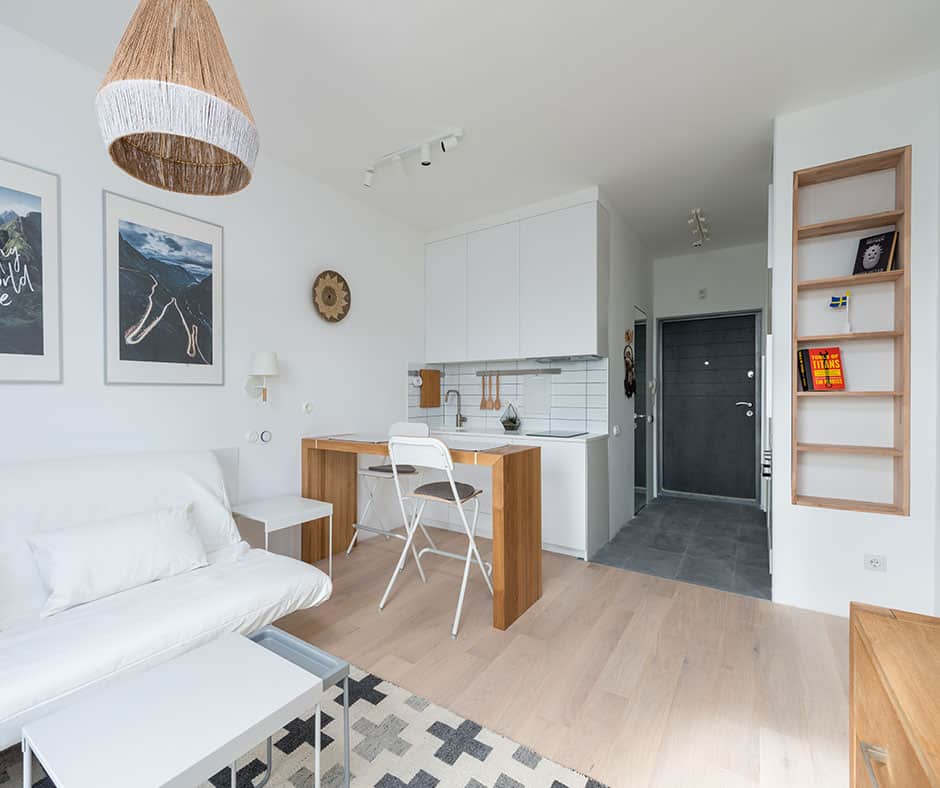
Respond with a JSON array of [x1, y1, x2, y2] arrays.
[[796, 269, 903, 291], [794, 495, 903, 516], [797, 209, 904, 240], [796, 330, 901, 343], [796, 443, 901, 457], [796, 390, 902, 398]]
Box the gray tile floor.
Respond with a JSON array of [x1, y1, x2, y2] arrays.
[[592, 495, 771, 599]]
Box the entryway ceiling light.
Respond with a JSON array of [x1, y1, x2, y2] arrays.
[[688, 208, 711, 248], [96, 0, 259, 196]]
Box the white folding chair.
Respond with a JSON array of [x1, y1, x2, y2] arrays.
[[379, 436, 494, 638], [346, 421, 430, 555]]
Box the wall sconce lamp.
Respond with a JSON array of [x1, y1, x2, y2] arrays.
[[246, 351, 279, 403]]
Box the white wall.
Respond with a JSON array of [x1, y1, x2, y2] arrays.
[[0, 27, 424, 554], [604, 197, 653, 541], [653, 242, 768, 319], [771, 72, 940, 617]]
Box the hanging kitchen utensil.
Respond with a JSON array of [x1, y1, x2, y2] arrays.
[[480, 375, 487, 410], [486, 374, 494, 410], [494, 374, 501, 410]]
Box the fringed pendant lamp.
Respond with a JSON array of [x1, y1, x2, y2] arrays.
[[95, 0, 258, 196]]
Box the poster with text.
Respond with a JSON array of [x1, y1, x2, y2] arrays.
[[0, 159, 60, 382]]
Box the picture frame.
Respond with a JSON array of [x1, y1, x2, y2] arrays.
[[0, 158, 61, 382], [104, 192, 223, 385]]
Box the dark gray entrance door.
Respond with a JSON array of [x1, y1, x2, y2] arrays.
[[661, 314, 757, 500]]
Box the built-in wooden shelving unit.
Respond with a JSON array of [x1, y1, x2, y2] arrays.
[[797, 330, 901, 343], [791, 146, 911, 515], [796, 269, 903, 291]]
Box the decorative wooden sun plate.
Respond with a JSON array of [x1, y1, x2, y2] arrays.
[[312, 270, 351, 322]]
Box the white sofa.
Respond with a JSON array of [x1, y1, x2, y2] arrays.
[[0, 450, 332, 749]]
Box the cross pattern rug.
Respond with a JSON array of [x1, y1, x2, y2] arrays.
[[0, 665, 607, 788]]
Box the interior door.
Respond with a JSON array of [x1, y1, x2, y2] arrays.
[[661, 313, 758, 500]]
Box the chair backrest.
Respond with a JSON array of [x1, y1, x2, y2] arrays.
[[388, 436, 453, 472], [388, 421, 430, 438]]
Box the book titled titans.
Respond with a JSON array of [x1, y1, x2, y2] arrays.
[[798, 347, 845, 391]]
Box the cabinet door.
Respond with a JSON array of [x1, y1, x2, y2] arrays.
[[519, 203, 599, 358], [425, 236, 468, 362], [539, 441, 586, 552], [467, 222, 520, 361]]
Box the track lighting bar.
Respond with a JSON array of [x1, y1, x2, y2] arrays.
[[362, 128, 464, 187]]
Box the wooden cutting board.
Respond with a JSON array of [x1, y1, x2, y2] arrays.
[[419, 369, 441, 408]]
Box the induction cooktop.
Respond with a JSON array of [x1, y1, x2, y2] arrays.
[[523, 430, 588, 438]]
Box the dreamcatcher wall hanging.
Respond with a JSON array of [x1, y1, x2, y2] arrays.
[[623, 329, 636, 398]]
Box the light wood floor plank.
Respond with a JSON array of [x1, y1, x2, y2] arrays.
[[280, 526, 848, 787]]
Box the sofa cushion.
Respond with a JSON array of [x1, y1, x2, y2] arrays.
[[0, 548, 332, 749], [0, 450, 241, 631], [28, 505, 209, 618]]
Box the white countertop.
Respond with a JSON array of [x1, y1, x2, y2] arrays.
[[432, 427, 608, 443]]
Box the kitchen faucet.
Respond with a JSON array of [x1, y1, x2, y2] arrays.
[[445, 389, 467, 429]]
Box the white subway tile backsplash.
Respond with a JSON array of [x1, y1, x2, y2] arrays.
[[407, 358, 608, 434]]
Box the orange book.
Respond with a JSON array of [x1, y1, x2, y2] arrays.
[[807, 347, 845, 391]]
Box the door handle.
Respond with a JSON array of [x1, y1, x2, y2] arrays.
[[859, 741, 888, 787], [735, 401, 753, 408]]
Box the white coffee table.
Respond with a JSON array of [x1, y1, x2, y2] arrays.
[[21, 634, 324, 788], [233, 495, 334, 577]]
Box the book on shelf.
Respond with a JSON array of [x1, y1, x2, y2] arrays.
[[852, 231, 898, 275], [798, 347, 845, 391]]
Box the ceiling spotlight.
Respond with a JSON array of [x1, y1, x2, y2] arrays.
[[440, 134, 461, 152], [363, 128, 463, 187], [688, 208, 711, 248]]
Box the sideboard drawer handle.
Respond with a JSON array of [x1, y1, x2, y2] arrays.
[[859, 741, 888, 787]]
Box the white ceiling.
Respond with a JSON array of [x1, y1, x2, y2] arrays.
[[6, 1, 940, 255]]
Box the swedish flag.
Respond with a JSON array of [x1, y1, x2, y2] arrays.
[[829, 291, 849, 309]]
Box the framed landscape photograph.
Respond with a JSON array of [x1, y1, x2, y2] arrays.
[[104, 192, 223, 384], [0, 158, 60, 382]]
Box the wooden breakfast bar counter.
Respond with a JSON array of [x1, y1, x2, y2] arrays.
[[301, 436, 542, 630]]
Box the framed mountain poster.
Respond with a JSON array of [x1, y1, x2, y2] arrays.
[[0, 158, 60, 382], [104, 192, 223, 384]]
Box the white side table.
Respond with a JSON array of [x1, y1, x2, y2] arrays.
[[233, 495, 334, 578]]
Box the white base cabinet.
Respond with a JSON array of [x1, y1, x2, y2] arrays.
[[409, 433, 608, 560]]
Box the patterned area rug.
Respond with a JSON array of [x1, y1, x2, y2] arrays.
[[1, 665, 606, 788]]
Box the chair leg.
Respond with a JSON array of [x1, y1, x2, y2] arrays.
[[379, 500, 425, 609], [467, 500, 493, 595], [452, 541, 474, 639], [346, 484, 376, 555], [410, 501, 428, 583]]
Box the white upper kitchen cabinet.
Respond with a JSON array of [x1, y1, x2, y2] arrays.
[[466, 222, 520, 360], [519, 202, 609, 359], [425, 235, 468, 363]]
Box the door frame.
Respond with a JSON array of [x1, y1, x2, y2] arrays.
[[656, 309, 763, 503], [633, 305, 651, 514]]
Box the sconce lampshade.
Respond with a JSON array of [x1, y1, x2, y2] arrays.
[[249, 351, 279, 378], [95, 0, 259, 196]]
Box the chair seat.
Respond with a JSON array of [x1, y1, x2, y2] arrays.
[[413, 481, 482, 503], [363, 464, 418, 475]]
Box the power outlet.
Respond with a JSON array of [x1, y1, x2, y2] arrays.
[[864, 554, 887, 572]]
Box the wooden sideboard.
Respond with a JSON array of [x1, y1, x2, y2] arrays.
[[850, 602, 940, 787]]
